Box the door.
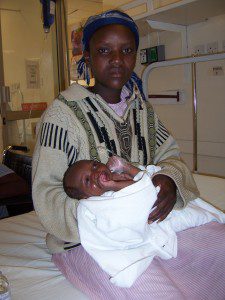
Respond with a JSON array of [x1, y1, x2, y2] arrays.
[[0, 0, 59, 154]]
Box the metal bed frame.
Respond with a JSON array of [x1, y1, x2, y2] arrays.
[[142, 52, 225, 172]]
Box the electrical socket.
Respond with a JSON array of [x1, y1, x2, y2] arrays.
[[194, 44, 205, 55], [212, 66, 224, 76], [206, 41, 218, 54]]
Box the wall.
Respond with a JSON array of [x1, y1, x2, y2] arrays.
[[188, 14, 225, 176], [136, 13, 225, 177], [0, 0, 57, 153]]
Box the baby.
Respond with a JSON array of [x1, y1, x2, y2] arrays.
[[63, 156, 225, 288], [63, 156, 141, 200]]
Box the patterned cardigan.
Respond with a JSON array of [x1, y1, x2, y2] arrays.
[[32, 83, 199, 254]]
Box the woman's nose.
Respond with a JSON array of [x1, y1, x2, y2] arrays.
[[110, 51, 123, 65]]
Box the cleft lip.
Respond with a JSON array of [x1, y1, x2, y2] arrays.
[[97, 171, 111, 187]]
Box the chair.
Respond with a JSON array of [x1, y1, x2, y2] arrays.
[[1, 145, 33, 217]]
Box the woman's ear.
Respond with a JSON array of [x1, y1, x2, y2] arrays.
[[84, 50, 90, 66]]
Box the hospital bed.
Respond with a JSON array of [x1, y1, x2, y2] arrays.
[[1, 53, 225, 299], [0, 173, 224, 300]]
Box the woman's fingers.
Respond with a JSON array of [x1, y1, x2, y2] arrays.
[[148, 174, 177, 223]]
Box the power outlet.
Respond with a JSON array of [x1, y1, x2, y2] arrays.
[[194, 44, 205, 55], [206, 41, 218, 54], [212, 66, 224, 76]]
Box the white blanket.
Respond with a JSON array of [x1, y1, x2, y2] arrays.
[[77, 167, 225, 288]]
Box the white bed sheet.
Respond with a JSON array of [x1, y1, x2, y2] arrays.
[[0, 173, 224, 300], [0, 212, 88, 300], [193, 173, 225, 211]]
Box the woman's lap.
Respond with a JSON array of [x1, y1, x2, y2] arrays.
[[53, 222, 225, 300]]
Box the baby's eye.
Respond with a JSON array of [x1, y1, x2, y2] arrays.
[[98, 48, 109, 54], [93, 161, 98, 169], [123, 47, 134, 54], [85, 177, 90, 185]]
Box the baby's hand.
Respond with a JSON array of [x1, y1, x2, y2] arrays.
[[107, 156, 129, 173]]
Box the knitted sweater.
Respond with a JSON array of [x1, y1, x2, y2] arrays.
[[32, 83, 199, 254]]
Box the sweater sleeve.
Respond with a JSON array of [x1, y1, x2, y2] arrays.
[[152, 114, 200, 209], [32, 100, 81, 245]]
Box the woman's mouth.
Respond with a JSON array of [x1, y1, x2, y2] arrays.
[[110, 68, 124, 78]]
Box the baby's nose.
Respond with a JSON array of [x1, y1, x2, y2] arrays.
[[91, 169, 101, 181]]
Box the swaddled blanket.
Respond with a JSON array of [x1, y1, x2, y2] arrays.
[[77, 166, 225, 288]]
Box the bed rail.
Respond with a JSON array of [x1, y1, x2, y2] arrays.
[[142, 52, 225, 172]]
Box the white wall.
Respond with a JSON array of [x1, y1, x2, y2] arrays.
[[136, 14, 225, 177], [0, 0, 57, 153]]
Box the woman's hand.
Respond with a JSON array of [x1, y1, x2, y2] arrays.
[[148, 174, 176, 223]]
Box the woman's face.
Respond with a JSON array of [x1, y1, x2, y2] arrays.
[[72, 160, 113, 198], [86, 24, 137, 91]]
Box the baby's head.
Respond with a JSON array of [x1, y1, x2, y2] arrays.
[[63, 160, 112, 199]]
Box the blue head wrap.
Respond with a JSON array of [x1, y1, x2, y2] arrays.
[[76, 10, 145, 100], [82, 10, 139, 51]]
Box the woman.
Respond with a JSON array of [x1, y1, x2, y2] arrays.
[[32, 10, 199, 254]]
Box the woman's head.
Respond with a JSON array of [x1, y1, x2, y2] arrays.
[[85, 23, 137, 92], [77, 10, 144, 95]]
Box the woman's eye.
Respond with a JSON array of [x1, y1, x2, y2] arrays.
[[123, 48, 133, 54], [98, 48, 109, 54]]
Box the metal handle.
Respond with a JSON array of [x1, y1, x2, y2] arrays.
[[0, 85, 10, 100], [0, 85, 10, 112]]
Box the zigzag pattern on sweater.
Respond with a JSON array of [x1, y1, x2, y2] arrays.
[[40, 96, 170, 172], [56, 94, 170, 166], [59, 95, 135, 161]]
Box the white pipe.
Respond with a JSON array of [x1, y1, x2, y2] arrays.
[[142, 52, 225, 98]]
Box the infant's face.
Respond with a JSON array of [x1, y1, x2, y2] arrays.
[[73, 160, 112, 198]]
